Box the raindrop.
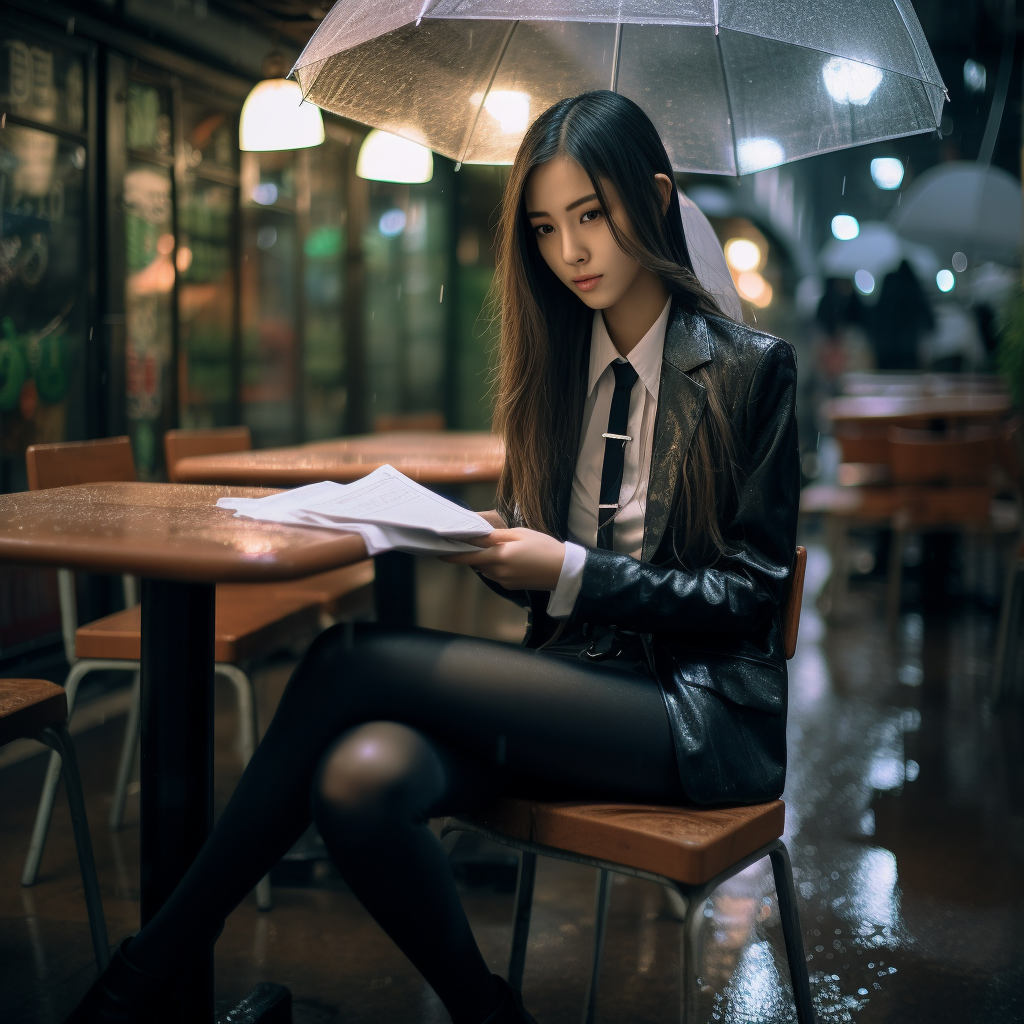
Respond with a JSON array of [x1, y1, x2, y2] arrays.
[[858, 988, 869, 996]]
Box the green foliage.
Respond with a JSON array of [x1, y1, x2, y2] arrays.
[[998, 289, 1024, 409]]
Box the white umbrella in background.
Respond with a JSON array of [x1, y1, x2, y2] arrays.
[[819, 221, 939, 294], [891, 161, 1022, 268], [292, 0, 946, 175]]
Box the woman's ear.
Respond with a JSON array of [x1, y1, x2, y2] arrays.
[[654, 173, 674, 216]]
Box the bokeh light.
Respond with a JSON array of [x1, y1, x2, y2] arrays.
[[822, 56, 883, 106], [724, 238, 762, 273], [737, 271, 773, 308], [936, 269, 955, 292], [854, 269, 875, 295], [831, 215, 860, 241], [870, 157, 905, 190]]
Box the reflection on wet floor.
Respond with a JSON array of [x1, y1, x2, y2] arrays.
[[1, 546, 1023, 1023]]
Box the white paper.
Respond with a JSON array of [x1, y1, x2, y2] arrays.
[[217, 465, 493, 556]]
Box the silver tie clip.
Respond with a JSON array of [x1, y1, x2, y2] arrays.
[[598, 503, 619, 509], [601, 432, 632, 442]]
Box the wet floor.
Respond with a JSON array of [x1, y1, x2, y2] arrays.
[[1, 548, 1022, 1023]]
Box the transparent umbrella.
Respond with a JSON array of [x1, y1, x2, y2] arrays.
[[293, 0, 946, 174]]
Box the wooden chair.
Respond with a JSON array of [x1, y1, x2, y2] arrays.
[[164, 427, 375, 621], [442, 548, 813, 1024], [2, 678, 110, 970], [19, 437, 367, 912]]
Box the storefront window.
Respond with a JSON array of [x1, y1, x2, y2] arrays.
[[178, 94, 239, 429], [364, 171, 451, 429]]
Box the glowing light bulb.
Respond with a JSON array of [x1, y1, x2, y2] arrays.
[[472, 90, 531, 134]]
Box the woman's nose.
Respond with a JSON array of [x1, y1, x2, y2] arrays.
[[562, 234, 587, 266]]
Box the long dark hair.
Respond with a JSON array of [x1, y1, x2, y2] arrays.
[[493, 90, 737, 562]]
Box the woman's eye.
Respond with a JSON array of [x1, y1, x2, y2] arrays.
[[535, 224, 554, 236], [581, 209, 602, 223]]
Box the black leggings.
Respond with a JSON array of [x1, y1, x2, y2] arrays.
[[127, 624, 684, 1024]]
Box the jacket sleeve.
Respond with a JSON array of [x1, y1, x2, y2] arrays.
[[571, 340, 799, 637]]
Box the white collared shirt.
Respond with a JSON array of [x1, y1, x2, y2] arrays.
[[546, 297, 671, 618]]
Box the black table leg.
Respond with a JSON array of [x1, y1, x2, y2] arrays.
[[140, 578, 216, 1022], [140, 578, 293, 1024], [373, 551, 417, 628]]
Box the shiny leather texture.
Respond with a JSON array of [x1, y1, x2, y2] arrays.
[[495, 303, 800, 806]]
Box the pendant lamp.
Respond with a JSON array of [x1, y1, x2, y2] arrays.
[[240, 52, 324, 152]]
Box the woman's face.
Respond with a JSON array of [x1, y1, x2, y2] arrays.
[[524, 155, 668, 311]]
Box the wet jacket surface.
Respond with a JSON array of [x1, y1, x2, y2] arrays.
[[493, 302, 800, 806]]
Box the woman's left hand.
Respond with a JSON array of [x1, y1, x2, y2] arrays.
[[441, 529, 565, 591]]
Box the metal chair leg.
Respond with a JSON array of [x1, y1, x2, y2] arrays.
[[886, 519, 908, 632], [993, 559, 1024, 704], [22, 660, 92, 886], [677, 891, 705, 1024], [37, 725, 110, 971], [508, 851, 537, 994], [108, 670, 141, 831], [582, 868, 612, 1024], [769, 844, 816, 1024], [216, 663, 272, 911]]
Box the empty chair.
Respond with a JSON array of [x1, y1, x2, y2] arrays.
[[2, 678, 109, 970], [19, 437, 368, 912], [443, 548, 812, 1024]]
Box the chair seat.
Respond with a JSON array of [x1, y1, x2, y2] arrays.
[[460, 797, 786, 887], [270, 560, 374, 612], [75, 587, 323, 663], [0, 679, 67, 747]]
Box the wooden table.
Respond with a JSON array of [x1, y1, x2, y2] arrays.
[[173, 431, 506, 630], [823, 393, 1012, 427], [173, 430, 505, 488], [0, 482, 368, 1023]]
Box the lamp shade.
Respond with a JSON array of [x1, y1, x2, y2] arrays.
[[239, 79, 324, 152], [356, 129, 433, 183]]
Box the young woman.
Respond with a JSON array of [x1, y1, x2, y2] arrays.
[[67, 90, 799, 1024]]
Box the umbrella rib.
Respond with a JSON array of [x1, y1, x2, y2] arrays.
[[610, 21, 623, 92], [456, 20, 519, 170], [714, 30, 739, 177]]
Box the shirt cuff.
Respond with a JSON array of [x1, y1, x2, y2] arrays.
[[546, 542, 586, 619]]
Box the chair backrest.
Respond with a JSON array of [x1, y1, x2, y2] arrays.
[[26, 437, 136, 491], [164, 426, 252, 482], [783, 546, 806, 661], [887, 427, 996, 485], [834, 426, 890, 467], [24, 437, 137, 663]]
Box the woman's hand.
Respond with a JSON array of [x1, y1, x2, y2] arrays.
[[442, 528, 565, 591]]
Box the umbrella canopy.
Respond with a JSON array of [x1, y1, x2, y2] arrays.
[[890, 161, 1022, 268], [820, 221, 939, 287], [293, 0, 946, 175]]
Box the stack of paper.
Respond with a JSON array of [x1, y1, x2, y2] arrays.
[[217, 464, 493, 556]]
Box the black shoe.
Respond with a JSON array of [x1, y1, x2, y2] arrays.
[[481, 976, 539, 1024], [63, 938, 174, 1024]]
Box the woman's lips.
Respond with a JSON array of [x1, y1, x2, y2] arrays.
[[573, 274, 602, 292]]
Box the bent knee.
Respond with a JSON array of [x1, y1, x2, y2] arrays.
[[311, 722, 443, 827]]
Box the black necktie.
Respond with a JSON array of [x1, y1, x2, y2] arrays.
[[597, 360, 639, 550]]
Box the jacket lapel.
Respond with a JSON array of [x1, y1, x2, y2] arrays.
[[642, 304, 712, 562]]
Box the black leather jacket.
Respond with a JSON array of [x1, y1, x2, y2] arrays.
[[493, 302, 800, 805]]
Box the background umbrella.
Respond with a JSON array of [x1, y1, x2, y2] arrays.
[[819, 222, 939, 291], [890, 161, 1022, 268], [293, 0, 946, 174]]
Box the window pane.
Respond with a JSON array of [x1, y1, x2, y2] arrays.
[[240, 151, 298, 447], [364, 176, 450, 429], [304, 139, 349, 441], [124, 159, 175, 477], [183, 94, 239, 175], [0, 34, 87, 133], [179, 178, 236, 428], [126, 81, 172, 158], [0, 124, 89, 490]]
